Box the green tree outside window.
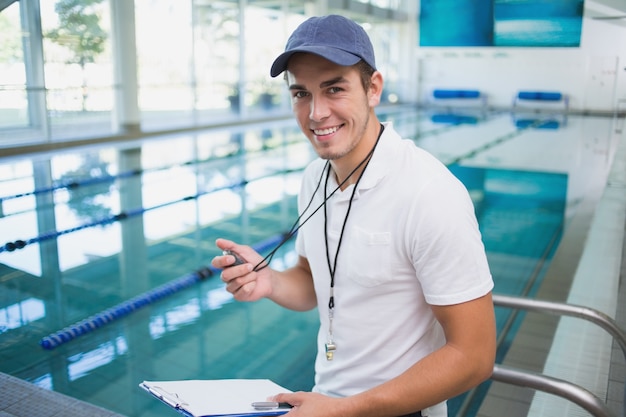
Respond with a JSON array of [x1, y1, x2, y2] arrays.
[[46, 0, 107, 111]]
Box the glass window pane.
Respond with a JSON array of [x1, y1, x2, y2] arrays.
[[41, 0, 115, 140], [193, 1, 241, 122], [369, 19, 403, 103], [0, 2, 27, 135], [244, 5, 285, 115], [135, 0, 194, 131]]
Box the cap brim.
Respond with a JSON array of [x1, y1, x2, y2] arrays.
[[270, 46, 362, 77]]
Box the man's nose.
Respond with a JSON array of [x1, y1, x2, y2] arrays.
[[309, 95, 330, 122]]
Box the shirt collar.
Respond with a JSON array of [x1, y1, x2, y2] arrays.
[[326, 121, 398, 199], [355, 121, 397, 191]]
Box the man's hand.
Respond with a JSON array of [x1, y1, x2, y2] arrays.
[[270, 391, 350, 417], [211, 238, 272, 301]]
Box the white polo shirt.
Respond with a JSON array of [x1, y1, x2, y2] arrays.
[[295, 122, 493, 417]]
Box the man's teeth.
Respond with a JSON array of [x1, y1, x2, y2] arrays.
[[314, 126, 339, 136]]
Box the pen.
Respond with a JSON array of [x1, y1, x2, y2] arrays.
[[251, 401, 293, 410]]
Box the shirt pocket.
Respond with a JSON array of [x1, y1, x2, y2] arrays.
[[346, 226, 392, 287]]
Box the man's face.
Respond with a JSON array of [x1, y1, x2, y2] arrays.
[[285, 53, 380, 163]]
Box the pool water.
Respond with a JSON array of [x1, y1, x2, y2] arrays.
[[0, 108, 616, 416]]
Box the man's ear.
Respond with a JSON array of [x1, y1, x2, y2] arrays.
[[368, 71, 384, 107]]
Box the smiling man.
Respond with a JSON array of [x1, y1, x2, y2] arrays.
[[213, 14, 496, 417]]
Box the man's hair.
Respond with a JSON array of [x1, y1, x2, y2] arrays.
[[282, 58, 376, 92], [355, 60, 376, 92]]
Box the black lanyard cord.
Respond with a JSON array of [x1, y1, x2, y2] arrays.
[[323, 124, 384, 310], [253, 124, 384, 274], [252, 160, 328, 272]]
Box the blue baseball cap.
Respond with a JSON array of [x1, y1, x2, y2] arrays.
[[270, 15, 376, 78]]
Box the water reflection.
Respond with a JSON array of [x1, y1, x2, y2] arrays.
[[68, 338, 128, 381], [0, 297, 46, 333], [0, 109, 620, 417]]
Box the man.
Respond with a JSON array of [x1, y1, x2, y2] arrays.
[[212, 14, 496, 417]]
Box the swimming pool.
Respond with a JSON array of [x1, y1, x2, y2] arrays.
[[0, 107, 617, 416]]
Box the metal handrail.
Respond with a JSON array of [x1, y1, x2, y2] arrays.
[[491, 294, 626, 417], [491, 365, 617, 417], [493, 294, 626, 361]]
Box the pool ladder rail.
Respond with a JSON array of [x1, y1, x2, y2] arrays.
[[489, 294, 626, 417]]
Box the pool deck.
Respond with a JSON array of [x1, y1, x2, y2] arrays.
[[0, 371, 126, 417]]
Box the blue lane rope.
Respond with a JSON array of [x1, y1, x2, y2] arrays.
[[39, 232, 289, 350], [0, 134, 306, 205], [40, 267, 214, 350], [1, 167, 303, 254], [4, 117, 531, 253], [4, 119, 531, 255], [0, 153, 225, 204], [0, 172, 130, 204], [2, 113, 516, 253]]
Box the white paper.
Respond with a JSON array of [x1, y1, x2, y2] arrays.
[[140, 379, 293, 416]]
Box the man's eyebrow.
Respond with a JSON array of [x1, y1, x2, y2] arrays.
[[288, 76, 348, 91], [320, 76, 347, 88]]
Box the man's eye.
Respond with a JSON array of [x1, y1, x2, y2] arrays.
[[328, 87, 342, 94], [293, 91, 308, 99]]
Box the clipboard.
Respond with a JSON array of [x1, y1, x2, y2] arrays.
[[139, 379, 293, 417]]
